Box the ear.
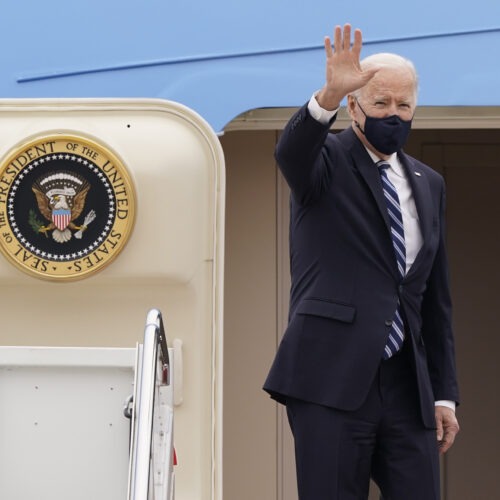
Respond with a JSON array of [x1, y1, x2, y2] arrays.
[[346, 95, 357, 120]]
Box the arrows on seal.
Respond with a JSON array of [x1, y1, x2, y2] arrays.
[[74, 210, 96, 239]]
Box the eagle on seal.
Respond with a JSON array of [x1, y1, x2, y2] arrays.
[[32, 171, 91, 243]]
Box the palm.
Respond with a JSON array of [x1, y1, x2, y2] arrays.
[[324, 25, 378, 99]]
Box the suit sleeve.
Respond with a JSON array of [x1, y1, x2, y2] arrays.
[[275, 103, 337, 205], [420, 181, 460, 404]]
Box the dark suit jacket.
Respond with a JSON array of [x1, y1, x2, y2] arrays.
[[263, 104, 460, 428]]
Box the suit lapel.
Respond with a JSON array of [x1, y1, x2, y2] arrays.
[[347, 131, 393, 236]]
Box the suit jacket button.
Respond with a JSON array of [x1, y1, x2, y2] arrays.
[[385, 319, 393, 326]]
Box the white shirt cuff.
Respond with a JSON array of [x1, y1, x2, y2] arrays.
[[307, 91, 338, 124], [435, 400, 456, 411]]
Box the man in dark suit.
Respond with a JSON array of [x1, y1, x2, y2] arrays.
[[263, 24, 460, 499]]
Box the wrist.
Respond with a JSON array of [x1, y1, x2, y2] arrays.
[[309, 92, 338, 124], [435, 400, 456, 412], [316, 87, 343, 111]]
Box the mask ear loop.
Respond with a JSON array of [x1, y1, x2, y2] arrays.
[[352, 98, 366, 135], [355, 98, 368, 117]]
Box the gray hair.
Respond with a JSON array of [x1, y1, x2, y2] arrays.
[[351, 52, 419, 101]]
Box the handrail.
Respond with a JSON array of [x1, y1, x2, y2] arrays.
[[128, 308, 173, 500], [147, 309, 170, 386]]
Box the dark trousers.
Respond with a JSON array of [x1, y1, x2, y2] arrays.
[[286, 342, 440, 500]]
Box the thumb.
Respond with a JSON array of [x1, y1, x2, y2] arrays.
[[361, 67, 380, 85], [436, 414, 444, 442]]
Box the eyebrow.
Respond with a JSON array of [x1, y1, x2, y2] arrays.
[[371, 95, 414, 104]]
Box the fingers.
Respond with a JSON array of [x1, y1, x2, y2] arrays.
[[333, 24, 342, 53], [324, 36, 333, 58], [327, 24, 355, 56], [342, 24, 352, 51], [325, 24, 366, 68], [436, 416, 444, 442], [351, 28, 363, 58], [439, 424, 459, 454], [435, 407, 460, 455]]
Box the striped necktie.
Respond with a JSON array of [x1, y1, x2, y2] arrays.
[[378, 162, 405, 359]]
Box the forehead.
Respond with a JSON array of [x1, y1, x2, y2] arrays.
[[361, 66, 416, 101]]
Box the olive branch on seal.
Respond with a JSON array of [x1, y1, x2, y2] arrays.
[[28, 209, 44, 234]]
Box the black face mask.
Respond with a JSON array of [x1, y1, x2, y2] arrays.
[[355, 100, 413, 155]]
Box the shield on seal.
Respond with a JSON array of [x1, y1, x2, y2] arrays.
[[52, 208, 72, 231]]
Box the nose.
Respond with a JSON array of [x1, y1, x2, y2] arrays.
[[386, 102, 399, 116]]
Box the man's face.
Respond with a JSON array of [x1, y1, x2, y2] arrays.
[[348, 66, 416, 155]]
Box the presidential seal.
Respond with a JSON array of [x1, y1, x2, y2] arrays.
[[0, 134, 135, 280]]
